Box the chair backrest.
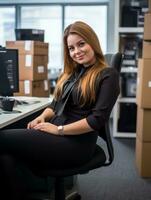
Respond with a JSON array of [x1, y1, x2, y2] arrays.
[[104, 53, 113, 66], [100, 52, 123, 166], [110, 52, 123, 73]]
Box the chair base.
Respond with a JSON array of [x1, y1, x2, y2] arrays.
[[66, 191, 81, 200], [27, 189, 81, 200]]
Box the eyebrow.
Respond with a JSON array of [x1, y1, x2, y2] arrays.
[[68, 39, 85, 47], [77, 39, 85, 43]]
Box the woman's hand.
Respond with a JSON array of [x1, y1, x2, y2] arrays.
[[33, 122, 58, 135], [27, 116, 45, 129]]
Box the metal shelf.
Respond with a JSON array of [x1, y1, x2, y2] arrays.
[[117, 98, 136, 103], [121, 67, 138, 73], [113, 132, 136, 138], [113, 0, 144, 138], [118, 27, 144, 33]]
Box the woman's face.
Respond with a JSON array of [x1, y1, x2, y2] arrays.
[[67, 34, 96, 67]]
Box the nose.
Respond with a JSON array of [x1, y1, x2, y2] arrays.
[[74, 47, 81, 54]]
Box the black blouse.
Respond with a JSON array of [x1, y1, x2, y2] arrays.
[[49, 67, 120, 132]]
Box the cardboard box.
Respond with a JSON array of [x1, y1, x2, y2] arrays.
[[6, 40, 49, 55], [15, 80, 50, 97], [144, 13, 151, 40], [19, 54, 48, 80], [136, 137, 151, 177], [142, 41, 151, 58], [149, 0, 151, 12], [137, 107, 151, 142], [136, 59, 151, 108]]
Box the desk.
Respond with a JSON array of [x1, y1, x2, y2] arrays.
[[0, 96, 53, 129]]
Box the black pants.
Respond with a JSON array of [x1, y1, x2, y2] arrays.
[[0, 128, 97, 199], [0, 154, 27, 200]]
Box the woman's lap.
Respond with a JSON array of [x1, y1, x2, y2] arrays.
[[0, 129, 97, 168]]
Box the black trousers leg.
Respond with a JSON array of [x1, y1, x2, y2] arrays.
[[0, 129, 97, 168], [0, 154, 27, 200], [0, 128, 97, 199]]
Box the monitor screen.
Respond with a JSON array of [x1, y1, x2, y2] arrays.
[[0, 47, 19, 96]]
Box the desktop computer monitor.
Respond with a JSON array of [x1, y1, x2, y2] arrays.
[[0, 47, 19, 96]]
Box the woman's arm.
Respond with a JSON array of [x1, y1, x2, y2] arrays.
[[27, 107, 55, 129], [39, 107, 55, 121], [33, 118, 93, 135], [86, 67, 120, 131], [60, 118, 94, 135]]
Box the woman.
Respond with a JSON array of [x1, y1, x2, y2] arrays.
[[0, 21, 120, 199]]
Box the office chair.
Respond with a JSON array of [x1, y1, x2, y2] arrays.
[[32, 52, 123, 200]]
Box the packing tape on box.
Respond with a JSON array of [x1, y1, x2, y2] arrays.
[[24, 80, 30, 94], [25, 41, 32, 51], [38, 66, 44, 73]]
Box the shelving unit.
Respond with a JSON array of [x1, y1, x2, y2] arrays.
[[113, 0, 148, 138], [118, 27, 144, 33]]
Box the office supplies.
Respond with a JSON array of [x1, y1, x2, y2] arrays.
[[1, 97, 15, 111]]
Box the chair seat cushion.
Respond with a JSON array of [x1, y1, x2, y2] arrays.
[[33, 144, 106, 178]]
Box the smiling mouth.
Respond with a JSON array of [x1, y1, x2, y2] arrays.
[[77, 56, 84, 60]]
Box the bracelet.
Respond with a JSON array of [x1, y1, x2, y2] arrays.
[[58, 125, 64, 136]]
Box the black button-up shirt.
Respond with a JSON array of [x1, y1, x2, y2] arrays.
[[49, 67, 120, 132]]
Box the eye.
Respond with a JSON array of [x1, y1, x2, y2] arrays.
[[68, 46, 74, 52], [79, 41, 85, 47]]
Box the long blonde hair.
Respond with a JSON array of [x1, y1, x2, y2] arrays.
[[54, 21, 107, 105]]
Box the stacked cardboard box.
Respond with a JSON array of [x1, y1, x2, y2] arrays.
[[136, 1, 151, 177], [6, 40, 50, 97]]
